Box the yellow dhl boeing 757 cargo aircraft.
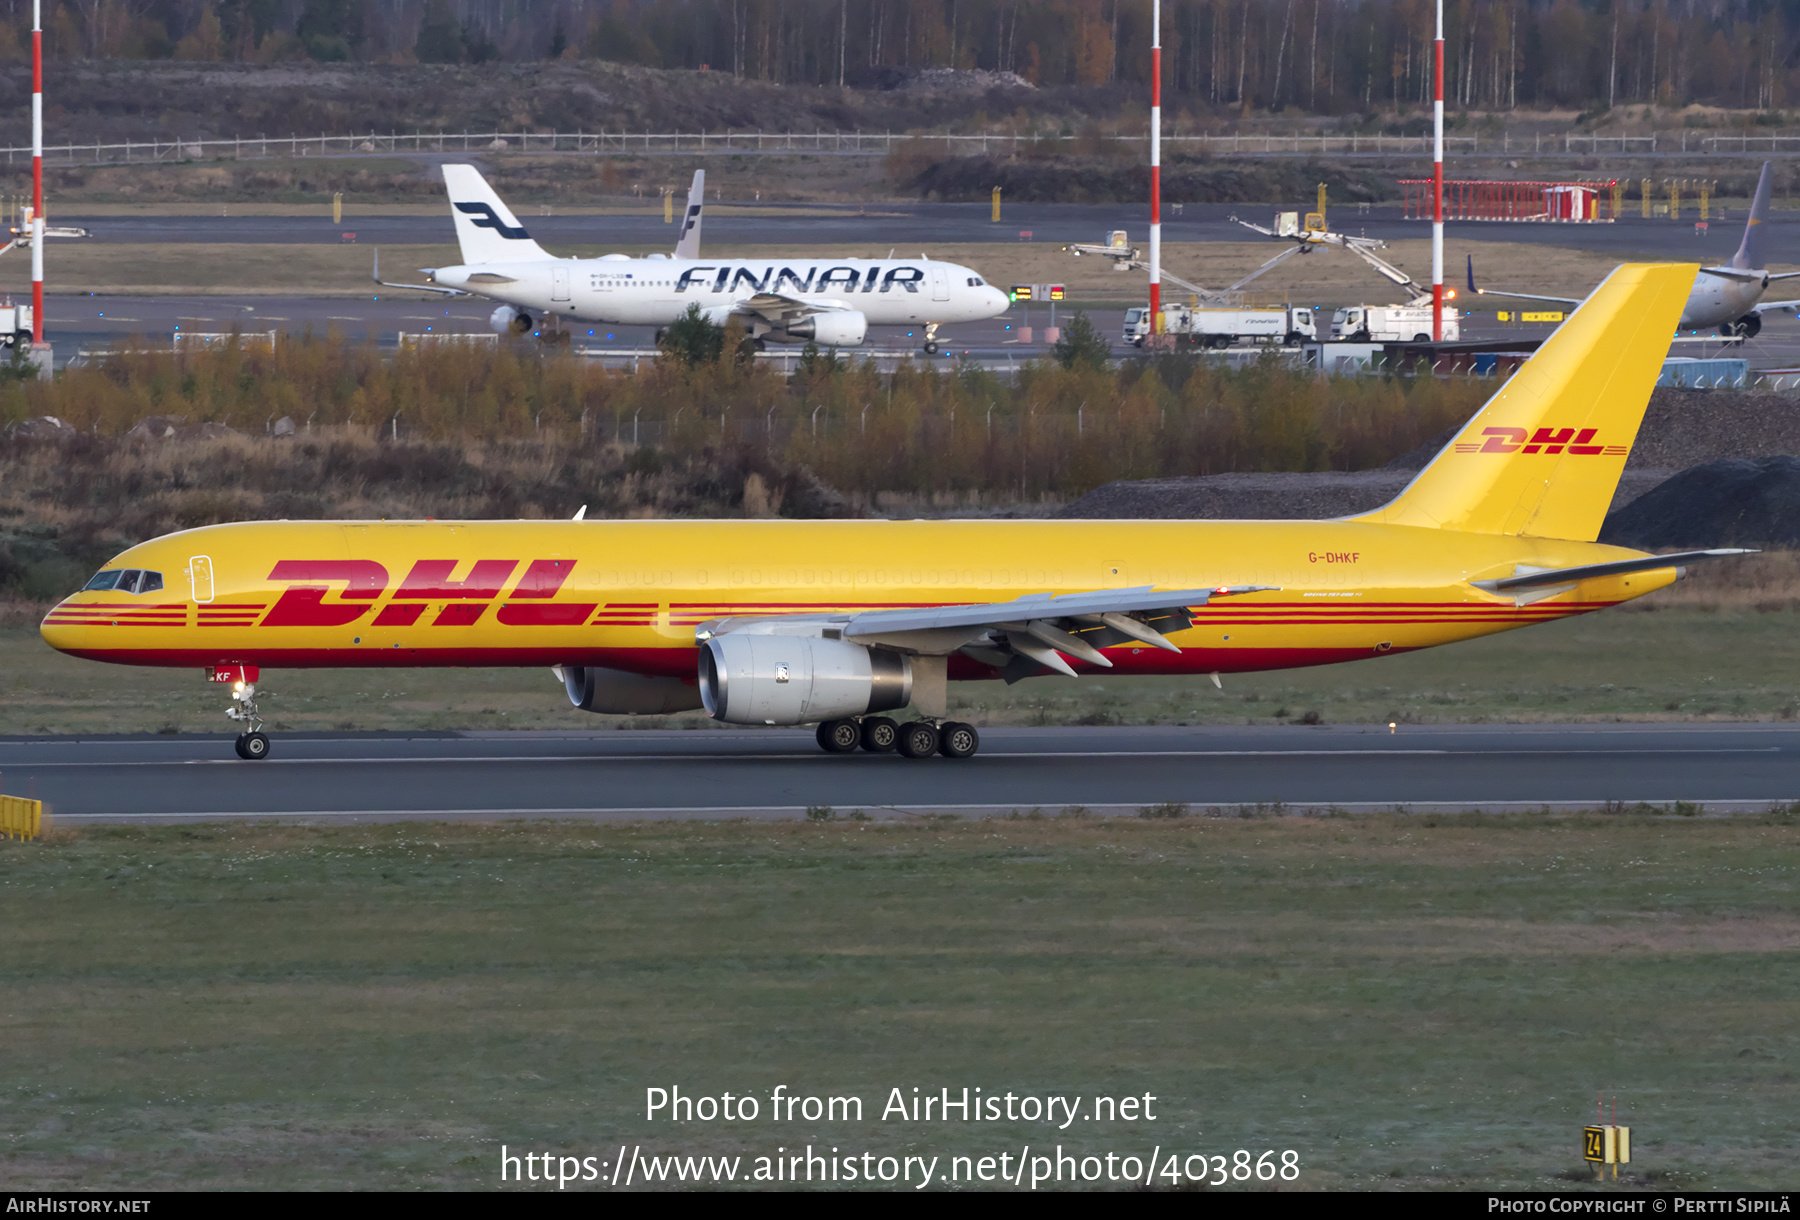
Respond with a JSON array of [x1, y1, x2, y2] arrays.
[[40, 263, 1747, 761]]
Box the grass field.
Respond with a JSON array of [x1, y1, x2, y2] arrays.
[[2, 813, 1795, 1190], [3, 605, 1795, 736]]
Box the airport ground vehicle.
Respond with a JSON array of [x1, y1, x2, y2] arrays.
[[1330, 303, 1461, 342], [0, 302, 33, 347], [41, 264, 1743, 762], [1124, 304, 1316, 348]]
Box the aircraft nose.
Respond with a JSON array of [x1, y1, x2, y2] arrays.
[[39, 599, 85, 656], [986, 287, 1009, 313]]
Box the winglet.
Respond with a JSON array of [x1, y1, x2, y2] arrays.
[[1466, 253, 1482, 296]]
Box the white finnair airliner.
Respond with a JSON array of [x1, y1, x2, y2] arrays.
[[375, 165, 1011, 353]]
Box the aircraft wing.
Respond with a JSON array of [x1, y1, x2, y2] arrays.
[[736, 292, 846, 322], [1466, 255, 1583, 306], [372, 249, 466, 297], [698, 584, 1276, 681], [1702, 266, 1766, 284]]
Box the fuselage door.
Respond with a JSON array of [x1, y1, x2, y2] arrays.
[[188, 555, 215, 604], [552, 265, 571, 302], [930, 265, 951, 302]]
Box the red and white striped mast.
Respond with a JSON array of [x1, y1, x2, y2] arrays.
[[1431, 0, 1444, 341], [31, 0, 44, 346], [1149, 0, 1161, 338]]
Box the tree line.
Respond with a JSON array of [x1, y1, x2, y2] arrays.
[[1, 328, 1483, 505], [3, 0, 1796, 115]]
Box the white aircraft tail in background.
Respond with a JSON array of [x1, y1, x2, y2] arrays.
[[442, 164, 553, 264], [674, 169, 705, 260]]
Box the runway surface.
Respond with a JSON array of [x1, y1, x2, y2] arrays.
[[55, 203, 1800, 261], [6, 723, 1796, 823]]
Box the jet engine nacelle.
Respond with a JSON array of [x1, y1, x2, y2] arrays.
[[490, 305, 534, 335], [698, 634, 911, 725], [564, 664, 703, 714], [780, 310, 868, 347]]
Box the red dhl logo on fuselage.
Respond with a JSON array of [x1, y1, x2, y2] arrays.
[[1452, 427, 1629, 456], [262, 559, 592, 628]]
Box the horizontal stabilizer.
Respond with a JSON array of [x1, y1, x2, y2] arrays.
[[1473, 549, 1756, 592]]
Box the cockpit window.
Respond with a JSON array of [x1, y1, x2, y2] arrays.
[[83, 569, 163, 594]]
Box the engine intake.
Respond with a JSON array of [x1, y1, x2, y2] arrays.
[[698, 635, 910, 725], [779, 310, 867, 347], [564, 665, 703, 714]]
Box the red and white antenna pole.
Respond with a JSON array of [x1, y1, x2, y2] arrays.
[[1431, 0, 1444, 342], [31, 0, 45, 346], [1149, 0, 1161, 338]]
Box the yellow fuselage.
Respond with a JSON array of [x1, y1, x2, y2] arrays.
[[38, 518, 1672, 681]]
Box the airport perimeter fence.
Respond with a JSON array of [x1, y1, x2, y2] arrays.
[[0, 128, 1777, 168]]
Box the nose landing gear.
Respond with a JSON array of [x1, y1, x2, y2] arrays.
[[225, 682, 271, 761], [921, 322, 942, 355]]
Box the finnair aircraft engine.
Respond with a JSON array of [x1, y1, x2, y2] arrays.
[[699, 635, 911, 725], [489, 305, 531, 335], [780, 311, 868, 347]]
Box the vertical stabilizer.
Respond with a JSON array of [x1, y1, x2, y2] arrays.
[[441, 164, 553, 264], [1731, 161, 1774, 270], [1353, 262, 1697, 541], [674, 169, 705, 259]]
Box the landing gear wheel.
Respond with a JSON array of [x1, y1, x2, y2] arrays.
[[923, 341, 940, 355], [1411, 333, 1430, 343], [860, 716, 899, 753], [937, 721, 979, 759], [897, 721, 941, 759], [816, 718, 862, 753], [235, 731, 270, 761], [654, 327, 668, 345]]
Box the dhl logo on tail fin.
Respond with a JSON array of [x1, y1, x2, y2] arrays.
[[1356, 262, 1697, 541]]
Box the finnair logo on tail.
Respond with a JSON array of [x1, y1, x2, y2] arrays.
[[454, 201, 531, 240], [680, 204, 701, 239]]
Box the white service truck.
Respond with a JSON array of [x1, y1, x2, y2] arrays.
[[0, 303, 33, 347], [1124, 304, 1316, 348], [1329, 304, 1459, 343]]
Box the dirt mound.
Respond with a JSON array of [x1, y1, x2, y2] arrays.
[[1600, 457, 1800, 548], [1626, 389, 1800, 468]]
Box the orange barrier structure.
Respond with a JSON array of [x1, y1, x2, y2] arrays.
[[1399, 179, 1619, 222]]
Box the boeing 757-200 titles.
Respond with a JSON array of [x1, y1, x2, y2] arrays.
[[42, 263, 1746, 761], [375, 165, 1010, 355]]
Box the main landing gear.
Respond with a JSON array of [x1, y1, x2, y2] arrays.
[[813, 716, 980, 759], [225, 681, 271, 761]]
